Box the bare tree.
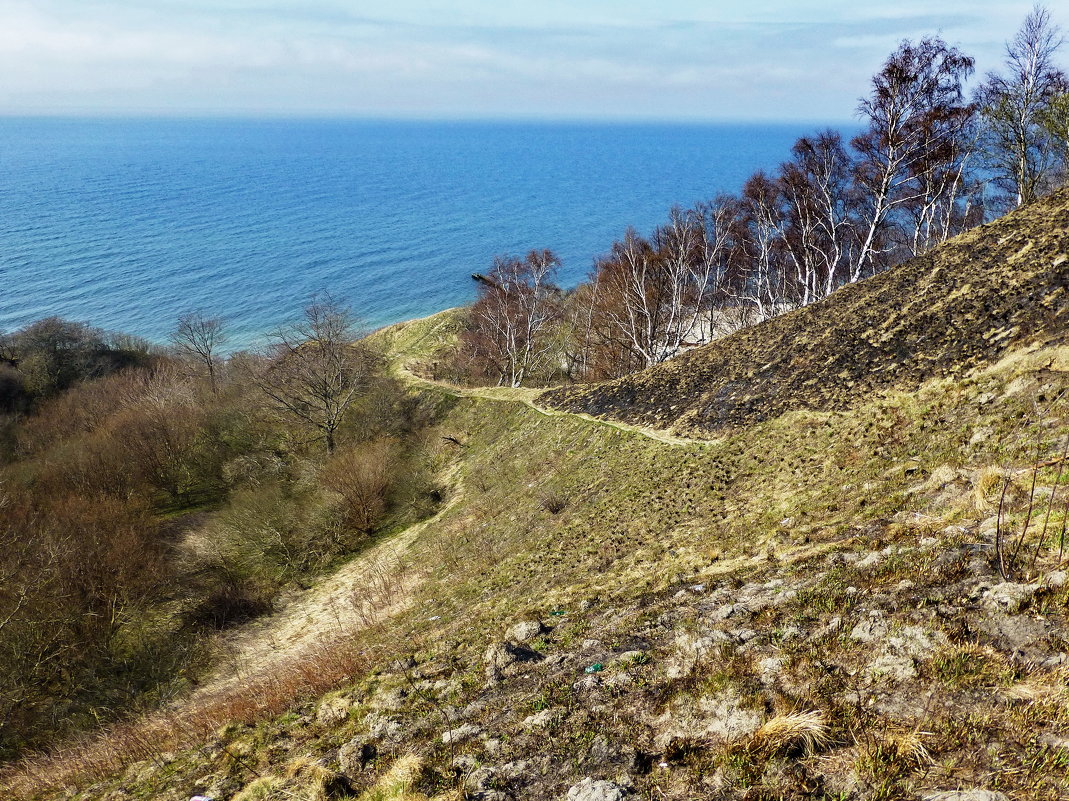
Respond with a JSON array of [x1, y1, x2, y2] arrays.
[[459, 250, 563, 387], [976, 4, 1068, 207], [254, 297, 374, 454], [171, 311, 226, 392], [734, 172, 789, 320], [778, 131, 859, 305], [852, 37, 976, 277], [1037, 90, 1069, 186]]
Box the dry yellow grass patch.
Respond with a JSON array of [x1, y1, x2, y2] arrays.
[[355, 754, 461, 801], [750, 710, 831, 755]]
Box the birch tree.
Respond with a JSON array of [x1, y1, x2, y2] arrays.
[[778, 131, 858, 305], [852, 37, 976, 278], [461, 250, 563, 387], [977, 5, 1068, 207]]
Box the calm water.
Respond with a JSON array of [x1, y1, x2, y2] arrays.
[[0, 118, 817, 350]]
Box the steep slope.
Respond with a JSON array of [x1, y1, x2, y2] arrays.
[[542, 189, 1069, 437], [9, 200, 1069, 801]]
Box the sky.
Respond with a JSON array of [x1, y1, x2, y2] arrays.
[[0, 1, 1057, 122]]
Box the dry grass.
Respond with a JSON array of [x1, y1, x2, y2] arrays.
[[749, 710, 831, 755], [355, 754, 462, 801], [973, 465, 1004, 514], [2, 630, 381, 798]]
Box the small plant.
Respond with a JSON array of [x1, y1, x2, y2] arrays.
[[539, 490, 568, 515], [995, 428, 1069, 581]]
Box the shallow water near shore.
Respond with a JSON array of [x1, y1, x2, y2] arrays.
[[1, 117, 822, 349]]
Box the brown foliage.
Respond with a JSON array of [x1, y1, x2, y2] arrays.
[[321, 438, 397, 533]]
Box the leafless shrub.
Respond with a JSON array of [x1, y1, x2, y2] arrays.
[[995, 428, 1069, 580], [539, 490, 568, 515], [321, 438, 397, 533]]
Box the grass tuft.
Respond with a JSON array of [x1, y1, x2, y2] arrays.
[[749, 710, 831, 755]]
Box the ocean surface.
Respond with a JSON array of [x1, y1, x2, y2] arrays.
[[0, 118, 823, 350]]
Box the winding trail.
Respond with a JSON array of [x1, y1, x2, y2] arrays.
[[395, 362, 711, 448], [193, 358, 700, 705]]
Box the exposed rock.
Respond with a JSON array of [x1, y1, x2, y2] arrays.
[[565, 777, 628, 801], [442, 723, 482, 744], [654, 690, 762, 751], [612, 650, 647, 665], [507, 620, 546, 643], [484, 641, 544, 683], [366, 713, 404, 741], [857, 551, 883, 570], [522, 707, 564, 730], [983, 582, 1041, 614], [337, 738, 376, 776], [922, 791, 1009, 801], [976, 613, 1051, 661], [315, 696, 351, 727], [850, 617, 890, 643], [370, 686, 407, 710], [809, 616, 842, 641], [758, 656, 784, 685], [865, 651, 918, 682], [1047, 570, 1068, 589], [464, 766, 497, 791], [862, 624, 946, 683], [664, 632, 724, 679]]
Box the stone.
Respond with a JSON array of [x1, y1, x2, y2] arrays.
[[653, 690, 762, 751], [508, 620, 545, 643], [758, 656, 784, 685], [850, 617, 890, 643], [566, 777, 628, 801], [366, 713, 404, 741], [865, 651, 918, 682], [315, 696, 351, 727], [665, 633, 720, 680], [857, 551, 883, 569], [732, 628, 759, 643], [922, 792, 1009, 801], [442, 723, 482, 744], [983, 582, 1041, 614], [484, 641, 543, 682], [464, 766, 497, 791], [338, 738, 376, 776], [1047, 570, 1068, 589], [522, 707, 564, 730]]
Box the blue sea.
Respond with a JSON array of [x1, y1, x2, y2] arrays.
[[0, 118, 821, 350]]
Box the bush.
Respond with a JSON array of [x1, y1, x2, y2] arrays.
[[320, 438, 397, 534]]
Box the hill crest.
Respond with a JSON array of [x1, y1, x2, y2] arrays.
[[541, 188, 1069, 437]]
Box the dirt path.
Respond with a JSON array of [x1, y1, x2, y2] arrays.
[[396, 363, 711, 448], [192, 503, 450, 701]]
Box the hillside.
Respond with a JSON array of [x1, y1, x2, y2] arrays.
[[541, 188, 1069, 437], [7, 198, 1069, 801]]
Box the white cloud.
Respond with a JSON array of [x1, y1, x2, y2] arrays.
[[0, 0, 1058, 119]]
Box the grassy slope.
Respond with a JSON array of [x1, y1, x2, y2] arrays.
[[11, 211, 1069, 800]]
